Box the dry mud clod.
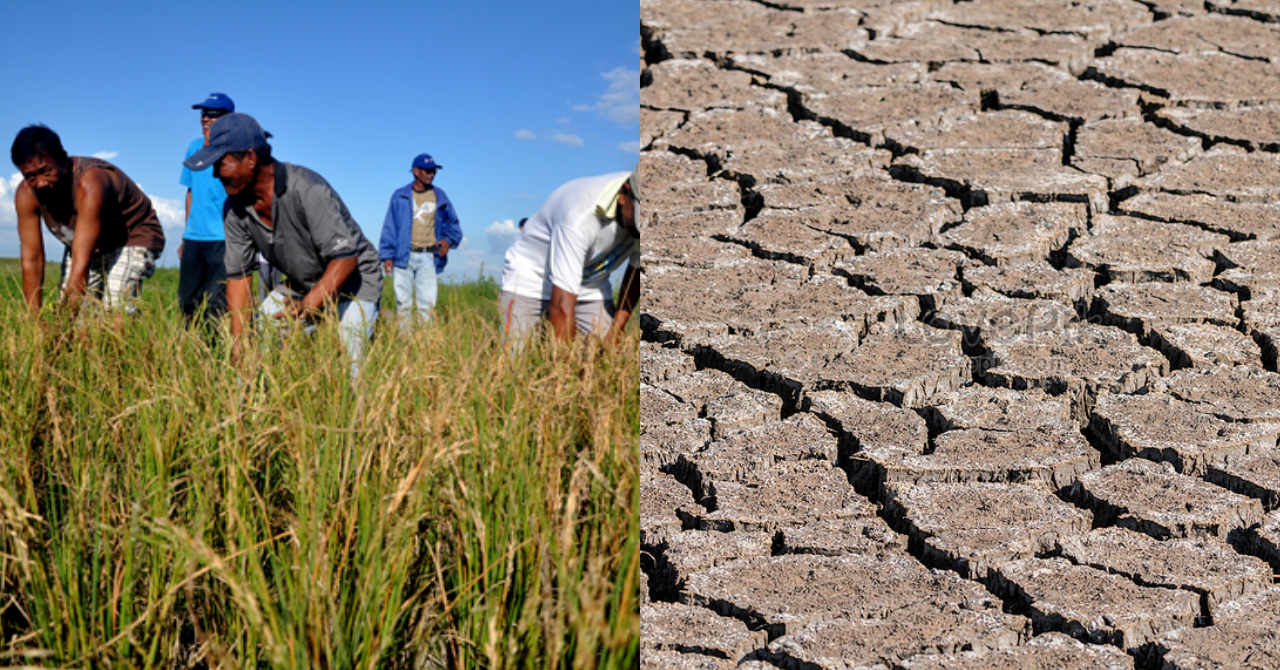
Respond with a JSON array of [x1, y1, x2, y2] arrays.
[[980, 323, 1170, 424], [937, 200, 1085, 267], [961, 260, 1096, 307], [650, 529, 773, 602], [897, 631, 1135, 670], [672, 412, 839, 500], [992, 557, 1201, 651], [1057, 527, 1271, 620], [884, 481, 1094, 581], [643, 474, 702, 548], [641, 602, 768, 663], [1066, 215, 1226, 284], [763, 602, 1029, 670], [698, 460, 877, 533], [680, 552, 1002, 639], [1089, 391, 1280, 475], [820, 322, 971, 408], [875, 424, 1100, 492], [1067, 458, 1265, 541]]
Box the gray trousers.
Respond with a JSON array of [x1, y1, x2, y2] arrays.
[[498, 290, 615, 344]]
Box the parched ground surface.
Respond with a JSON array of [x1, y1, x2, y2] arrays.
[[639, 1, 1280, 668]]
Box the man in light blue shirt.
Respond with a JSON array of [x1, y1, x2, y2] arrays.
[[178, 92, 234, 326]]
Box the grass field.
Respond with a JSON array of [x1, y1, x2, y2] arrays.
[[0, 259, 639, 669]]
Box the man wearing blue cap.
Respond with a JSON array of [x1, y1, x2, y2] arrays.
[[184, 113, 383, 374], [178, 92, 234, 326], [377, 153, 463, 330]]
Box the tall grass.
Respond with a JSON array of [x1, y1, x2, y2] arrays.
[[0, 262, 639, 669]]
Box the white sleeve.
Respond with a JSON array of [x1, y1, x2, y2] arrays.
[[548, 211, 596, 296]]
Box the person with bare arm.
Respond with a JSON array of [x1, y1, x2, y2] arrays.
[[498, 171, 640, 348], [11, 125, 165, 318]]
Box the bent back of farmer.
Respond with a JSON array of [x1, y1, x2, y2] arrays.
[[11, 125, 165, 316], [40, 156, 166, 253], [499, 171, 640, 348], [184, 112, 382, 376]]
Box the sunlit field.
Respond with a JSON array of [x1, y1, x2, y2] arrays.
[[0, 259, 639, 669]]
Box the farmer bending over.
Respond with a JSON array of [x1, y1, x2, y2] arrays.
[[183, 113, 382, 375], [498, 171, 640, 347], [12, 125, 165, 317]]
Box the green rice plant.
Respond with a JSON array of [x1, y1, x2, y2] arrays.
[[0, 262, 638, 669]]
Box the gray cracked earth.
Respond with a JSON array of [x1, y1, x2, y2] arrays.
[[638, 0, 1280, 668]]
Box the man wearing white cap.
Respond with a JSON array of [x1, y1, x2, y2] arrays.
[[499, 171, 639, 347]]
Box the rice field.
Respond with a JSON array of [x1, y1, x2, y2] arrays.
[[0, 259, 639, 669]]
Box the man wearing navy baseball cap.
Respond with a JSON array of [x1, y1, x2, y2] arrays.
[[185, 112, 383, 375], [377, 152, 463, 330], [177, 92, 235, 328]]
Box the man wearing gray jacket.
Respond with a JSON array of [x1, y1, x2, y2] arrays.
[[184, 113, 382, 374]]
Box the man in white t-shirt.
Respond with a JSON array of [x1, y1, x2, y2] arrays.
[[499, 171, 640, 347]]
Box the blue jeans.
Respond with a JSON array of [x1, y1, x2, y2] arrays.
[[260, 290, 378, 376], [392, 251, 439, 330]]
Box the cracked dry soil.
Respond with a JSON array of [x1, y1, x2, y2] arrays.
[[639, 1, 1280, 668]]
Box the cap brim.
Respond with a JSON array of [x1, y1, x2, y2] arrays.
[[183, 145, 227, 171]]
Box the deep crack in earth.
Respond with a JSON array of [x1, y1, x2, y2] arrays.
[[639, 0, 1280, 668]]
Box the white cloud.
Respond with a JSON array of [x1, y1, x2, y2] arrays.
[[0, 173, 19, 226], [575, 66, 640, 126], [485, 219, 520, 255], [514, 129, 537, 140], [446, 246, 490, 279], [549, 132, 584, 148], [617, 141, 642, 155], [0, 173, 66, 258], [633, 38, 642, 57], [0, 174, 19, 257], [556, 117, 571, 125], [148, 193, 185, 230], [141, 189, 186, 267], [91, 151, 119, 160]]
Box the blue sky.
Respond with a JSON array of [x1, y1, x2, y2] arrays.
[[0, 0, 640, 281]]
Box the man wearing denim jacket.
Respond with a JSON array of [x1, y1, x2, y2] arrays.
[[378, 153, 463, 330]]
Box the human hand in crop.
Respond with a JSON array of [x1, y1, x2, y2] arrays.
[[298, 291, 326, 318], [274, 294, 319, 321]]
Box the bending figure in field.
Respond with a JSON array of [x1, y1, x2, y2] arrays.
[[377, 153, 463, 330], [498, 171, 640, 348], [183, 113, 383, 375], [11, 125, 166, 317]]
